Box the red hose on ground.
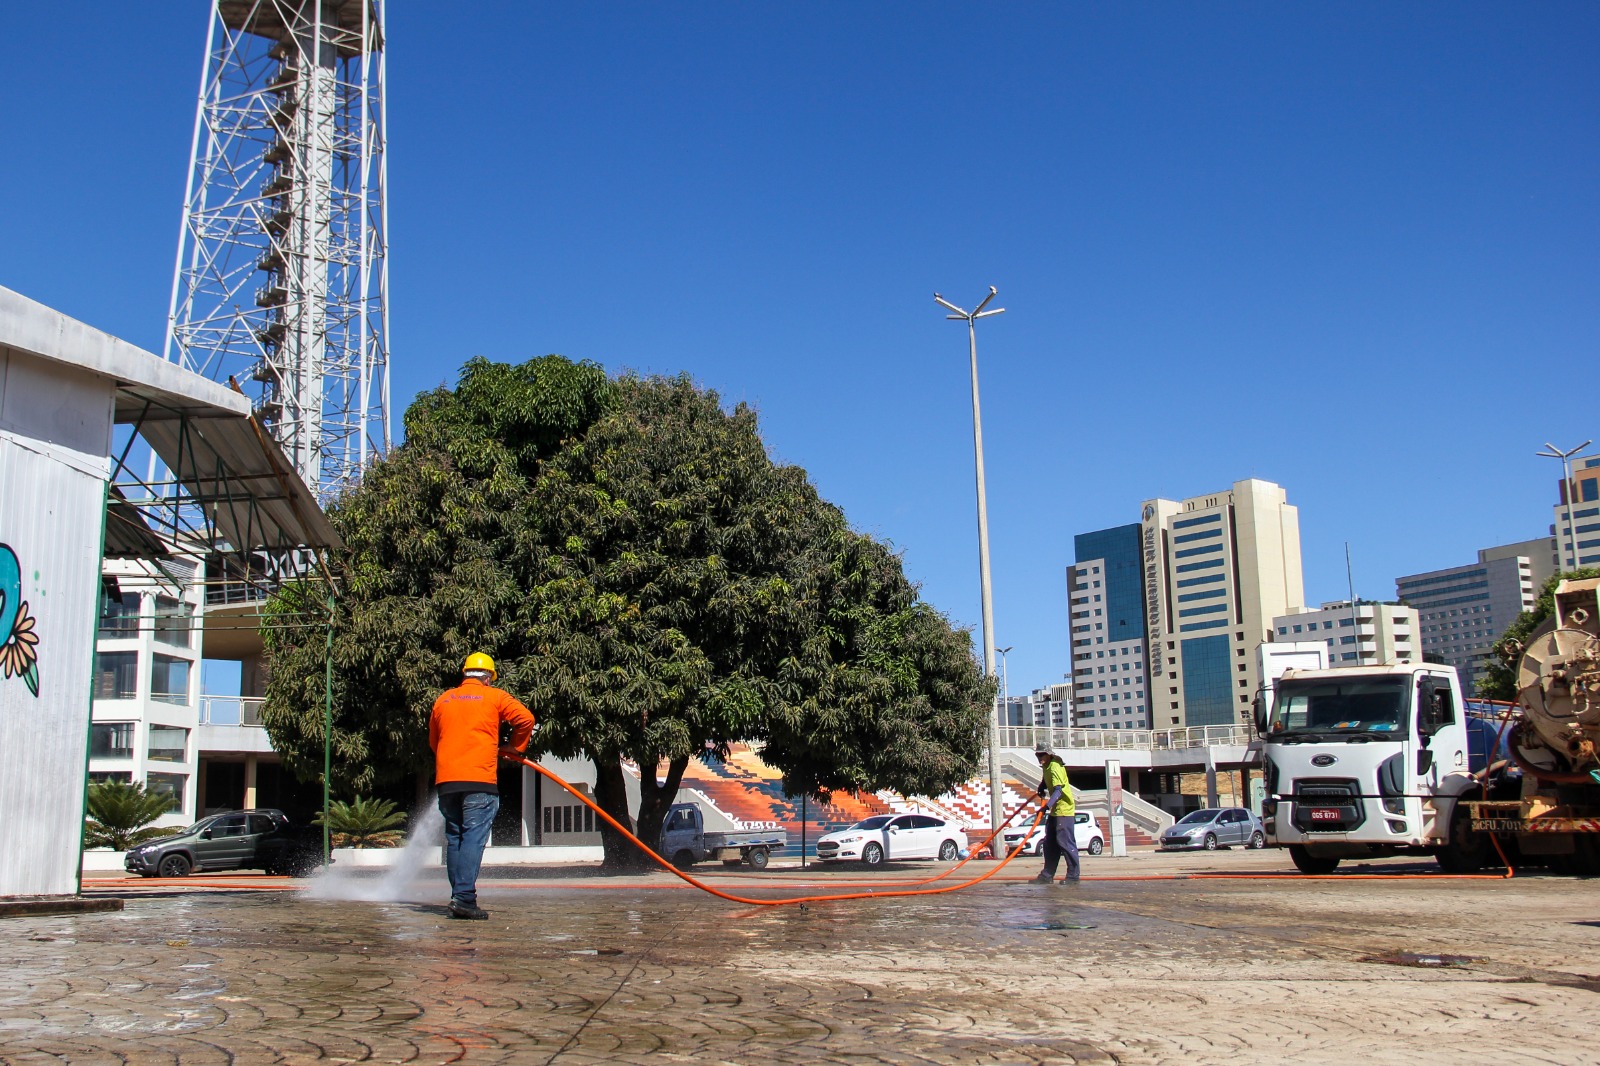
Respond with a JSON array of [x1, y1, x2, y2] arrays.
[[522, 757, 1049, 906]]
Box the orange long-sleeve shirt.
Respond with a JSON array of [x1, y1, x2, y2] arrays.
[[429, 678, 537, 793]]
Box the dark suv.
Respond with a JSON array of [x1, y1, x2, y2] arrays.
[[124, 808, 322, 877]]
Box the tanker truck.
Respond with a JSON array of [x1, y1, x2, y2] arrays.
[[1464, 576, 1600, 875], [1255, 577, 1600, 875]]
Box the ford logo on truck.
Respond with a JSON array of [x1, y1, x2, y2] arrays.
[[1311, 754, 1338, 767]]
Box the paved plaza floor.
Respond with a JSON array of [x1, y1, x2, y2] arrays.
[[3, 850, 1596, 1064]]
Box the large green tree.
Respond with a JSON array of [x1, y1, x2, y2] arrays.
[[261, 357, 990, 868], [1476, 567, 1600, 700]]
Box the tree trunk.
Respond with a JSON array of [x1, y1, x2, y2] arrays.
[[592, 753, 638, 873], [634, 754, 690, 869]]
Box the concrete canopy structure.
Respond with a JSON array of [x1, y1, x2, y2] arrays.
[[0, 286, 335, 900]]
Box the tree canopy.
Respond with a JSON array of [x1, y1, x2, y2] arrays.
[[261, 356, 991, 866], [1476, 567, 1600, 700]]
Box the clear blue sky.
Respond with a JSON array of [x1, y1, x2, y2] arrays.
[[3, 4, 1596, 696]]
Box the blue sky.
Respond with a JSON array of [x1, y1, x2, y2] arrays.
[[3, 4, 1596, 696]]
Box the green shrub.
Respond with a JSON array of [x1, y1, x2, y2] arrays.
[[314, 795, 408, 848]]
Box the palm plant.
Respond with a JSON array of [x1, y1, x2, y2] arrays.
[[83, 780, 176, 851], [314, 795, 408, 847]]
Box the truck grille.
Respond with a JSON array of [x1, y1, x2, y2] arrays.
[[1291, 779, 1366, 833]]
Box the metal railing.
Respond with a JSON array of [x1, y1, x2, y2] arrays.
[[998, 724, 1255, 751], [198, 695, 265, 727]]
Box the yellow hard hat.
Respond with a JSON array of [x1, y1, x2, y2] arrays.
[[463, 652, 497, 679]]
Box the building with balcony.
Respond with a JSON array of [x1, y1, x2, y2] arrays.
[[88, 558, 207, 827], [1271, 601, 1420, 667]]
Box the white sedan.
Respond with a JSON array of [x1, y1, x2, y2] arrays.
[[1001, 812, 1105, 857], [814, 813, 966, 866]]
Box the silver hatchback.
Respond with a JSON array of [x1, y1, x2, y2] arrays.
[[1159, 807, 1266, 851]]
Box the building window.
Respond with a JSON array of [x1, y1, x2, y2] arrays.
[[90, 722, 136, 758], [94, 651, 139, 700], [153, 596, 193, 648], [147, 726, 189, 763], [146, 772, 187, 804], [151, 655, 191, 705], [98, 595, 141, 640], [88, 771, 133, 785]]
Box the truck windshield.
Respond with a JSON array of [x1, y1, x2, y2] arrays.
[[1269, 677, 1410, 737]]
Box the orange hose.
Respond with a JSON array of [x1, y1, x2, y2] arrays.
[[522, 757, 1049, 906]]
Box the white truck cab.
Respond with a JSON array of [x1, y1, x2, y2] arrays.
[[1257, 662, 1477, 874]]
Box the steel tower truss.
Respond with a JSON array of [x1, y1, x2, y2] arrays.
[[167, 0, 390, 504]]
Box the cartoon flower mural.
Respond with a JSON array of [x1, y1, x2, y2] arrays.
[[0, 544, 40, 697]]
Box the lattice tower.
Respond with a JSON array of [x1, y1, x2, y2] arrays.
[[165, 0, 389, 503]]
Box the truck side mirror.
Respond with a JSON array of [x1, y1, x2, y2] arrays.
[[1416, 680, 1441, 738], [1252, 694, 1267, 736], [1416, 748, 1434, 776]]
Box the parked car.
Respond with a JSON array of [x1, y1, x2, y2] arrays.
[[1001, 812, 1106, 857], [123, 808, 323, 877], [1158, 807, 1266, 851], [814, 813, 966, 867]]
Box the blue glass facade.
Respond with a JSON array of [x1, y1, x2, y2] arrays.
[[1074, 524, 1144, 640], [1180, 634, 1233, 725]]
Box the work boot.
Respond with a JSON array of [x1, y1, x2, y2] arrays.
[[1057, 877, 1081, 886], [1032, 872, 1053, 884], [448, 900, 489, 920]]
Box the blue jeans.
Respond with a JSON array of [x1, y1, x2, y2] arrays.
[[438, 791, 500, 906], [1041, 814, 1080, 882]]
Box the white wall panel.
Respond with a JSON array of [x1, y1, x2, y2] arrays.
[[0, 369, 110, 896]]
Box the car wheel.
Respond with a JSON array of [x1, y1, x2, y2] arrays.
[[861, 842, 885, 867], [938, 839, 960, 862], [1203, 833, 1218, 851], [1087, 837, 1104, 856], [156, 853, 192, 878], [745, 846, 770, 870], [1249, 831, 1266, 850], [672, 849, 696, 870]]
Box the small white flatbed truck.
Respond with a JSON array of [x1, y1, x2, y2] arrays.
[[658, 802, 785, 869]]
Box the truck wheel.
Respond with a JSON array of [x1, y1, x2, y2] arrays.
[[157, 853, 192, 878], [1434, 803, 1488, 874], [1203, 833, 1218, 851], [744, 847, 770, 870], [1249, 831, 1266, 850], [861, 842, 885, 867], [938, 840, 960, 862], [1289, 845, 1340, 875], [1087, 837, 1104, 856], [672, 850, 696, 870]]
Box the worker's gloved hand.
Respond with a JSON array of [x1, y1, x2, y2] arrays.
[[499, 745, 524, 762]]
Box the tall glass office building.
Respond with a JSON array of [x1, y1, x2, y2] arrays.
[[1069, 524, 1148, 728]]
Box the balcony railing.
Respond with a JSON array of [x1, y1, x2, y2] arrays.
[[199, 696, 265, 727], [998, 724, 1254, 751]]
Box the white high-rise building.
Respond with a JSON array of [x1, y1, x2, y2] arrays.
[[1553, 455, 1600, 571], [89, 558, 206, 828], [1272, 601, 1420, 667], [1140, 479, 1305, 730]]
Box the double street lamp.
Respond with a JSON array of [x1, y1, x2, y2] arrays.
[[1538, 440, 1593, 571], [934, 286, 1006, 838]]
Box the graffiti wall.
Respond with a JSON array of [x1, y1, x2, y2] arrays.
[[0, 350, 112, 897]]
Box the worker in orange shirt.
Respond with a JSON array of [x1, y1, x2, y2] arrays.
[[429, 652, 536, 920]]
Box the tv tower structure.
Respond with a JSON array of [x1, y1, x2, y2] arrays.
[[166, 0, 389, 503]]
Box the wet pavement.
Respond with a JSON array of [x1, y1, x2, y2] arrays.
[[4, 850, 1598, 1064]]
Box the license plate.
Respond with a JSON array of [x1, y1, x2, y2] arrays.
[[1310, 808, 1340, 822]]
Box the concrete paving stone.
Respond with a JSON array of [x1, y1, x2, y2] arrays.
[[3, 852, 1595, 1063]]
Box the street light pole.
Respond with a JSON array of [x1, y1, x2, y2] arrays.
[[998, 644, 1013, 722], [1539, 440, 1593, 571], [935, 286, 1006, 839]]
